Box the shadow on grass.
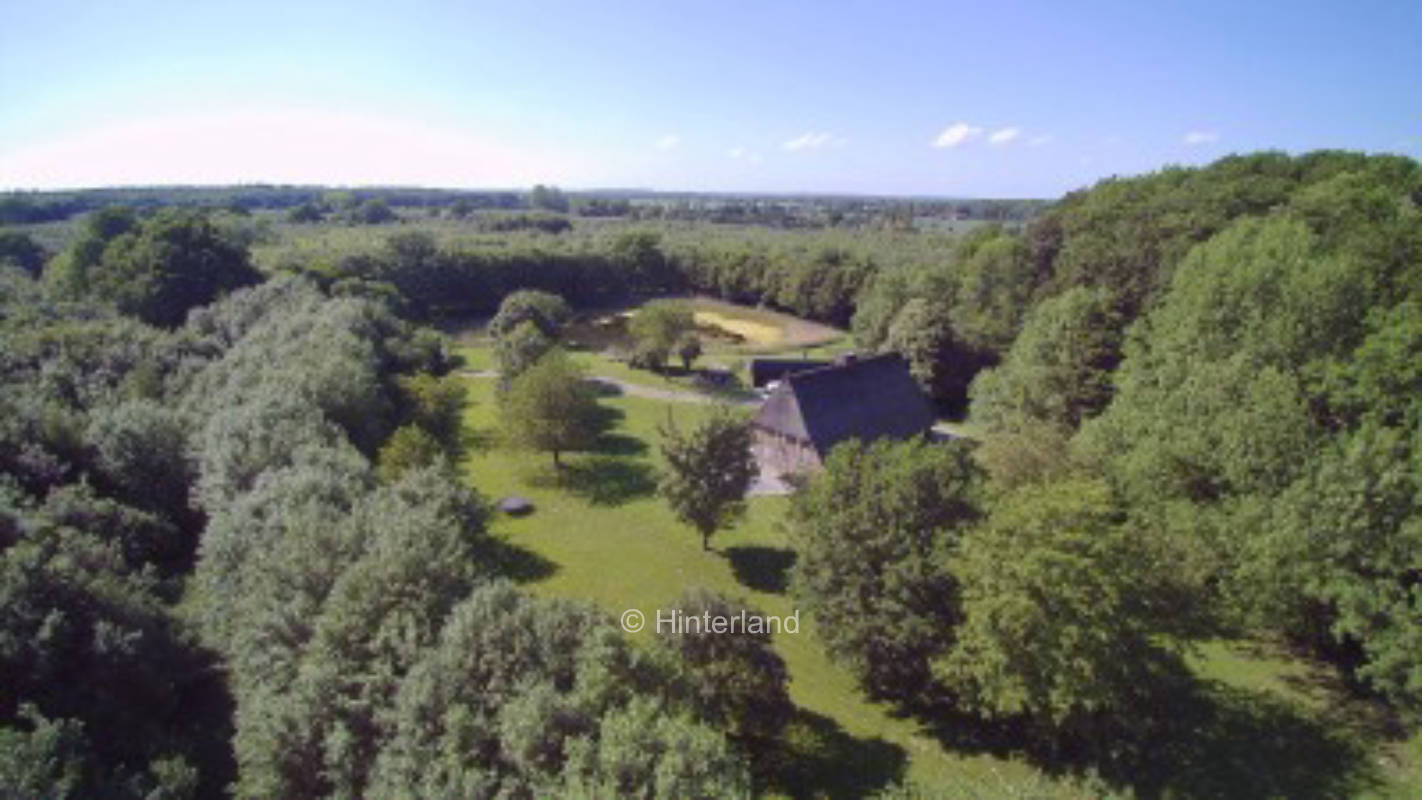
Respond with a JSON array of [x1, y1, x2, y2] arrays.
[[723, 545, 797, 594], [485, 537, 559, 583], [1102, 681, 1378, 800], [526, 456, 658, 507], [461, 426, 498, 454], [907, 673, 1378, 800], [592, 433, 648, 458], [587, 405, 649, 458], [758, 709, 907, 800]]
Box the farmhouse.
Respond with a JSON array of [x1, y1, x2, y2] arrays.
[[752, 353, 935, 475]]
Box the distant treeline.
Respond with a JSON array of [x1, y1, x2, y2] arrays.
[[0, 186, 524, 223], [287, 227, 902, 328], [1, 184, 1048, 229]]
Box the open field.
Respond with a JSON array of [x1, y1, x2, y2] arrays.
[[459, 349, 1421, 799], [448, 296, 851, 399], [459, 373, 1068, 798], [686, 295, 846, 353]]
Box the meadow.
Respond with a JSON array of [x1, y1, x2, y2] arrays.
[[458, 332, 1422, 799]]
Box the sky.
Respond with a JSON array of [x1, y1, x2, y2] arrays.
[[1, 0, 1418, 197]]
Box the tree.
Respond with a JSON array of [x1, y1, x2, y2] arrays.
[[788, 438, 979, 701], [657, 408, 756, 550], [950, 227, 1037, 353], [88, 209, 263, 327], [884, 297, 967, 403], [395, 371, 467, 453], [502, 350, 602, 467], [969, 286, 1122, 435], [351, 198, 396, 224], [629, 300, 694, 370], [0, 230, 47, 277], [368, 582, 750, 800], [610, 230, 675, 290], [46, 205, 138, 296], [675, 333, 703, 371], [286, 202, 325, 223], [657, 589, 791, 745], [495, 319, 556, 387], [939, 480, 1192, 740], [529, 184, 570, 213], [376, 423, 446, 481], [488, 289, 573, 340], [85, 399, 195, 529]]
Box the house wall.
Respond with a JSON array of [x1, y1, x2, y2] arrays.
[[753, 427, 821, 477]]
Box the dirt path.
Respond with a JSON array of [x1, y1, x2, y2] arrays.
[[459, 370, 754, 407]]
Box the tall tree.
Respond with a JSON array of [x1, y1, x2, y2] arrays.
[[629, 300, 694, 370], [657, 589, 792, 746], [487, 289, 572, 340], [969, 286, 1122, 435], [88, 209, 263, 327], [657, 408, 756, 550], [501, 350, 602, 467], [788, 438, 979, 701], [0, 231, 47, 277], [939, 479, 1194, 742]]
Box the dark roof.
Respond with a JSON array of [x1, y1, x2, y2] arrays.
[[748, 357, 833, 387], [753, 354, 935, 456]]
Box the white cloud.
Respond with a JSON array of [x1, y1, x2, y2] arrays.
[[1183, 130, 1220, 145], [654, 134, 681, 151], [1027, 134, 1052, 147], [988, 126, 1021, 146], [728, 147, 745, 158], [932, 122, 983, 148], [782, 132, 840, 151]]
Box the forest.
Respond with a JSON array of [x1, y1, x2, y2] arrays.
[[1, 149, 1418, 798]]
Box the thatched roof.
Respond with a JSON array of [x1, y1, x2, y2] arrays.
[[753, 354, 935, 456]]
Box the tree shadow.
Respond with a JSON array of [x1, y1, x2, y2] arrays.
[[583, 404, 649, 458], [901, 662, 1379, 799], [1098, 681, 1379, 799], [757, 708, 907, 800], [592, 433, 648, 457], [723, 545, 797, 594], [485, 536, 559, 583], [526, 455, 657, 507], [461, 426, 497, 453]]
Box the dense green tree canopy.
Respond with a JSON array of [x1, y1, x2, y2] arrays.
[[501, 349, 603, 466], [939, 479, 1193, 731], [789, 438, 979, 701], [79, 209, 263, 327]]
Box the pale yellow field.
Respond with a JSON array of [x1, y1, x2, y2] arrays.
[[693, 310, 783, 345]]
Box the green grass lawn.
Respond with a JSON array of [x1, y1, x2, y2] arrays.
[[459, 349, 1418, 800], [459, 374, 1066, 798]]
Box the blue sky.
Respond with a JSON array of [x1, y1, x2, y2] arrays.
[[1, 0, 1418, 196]]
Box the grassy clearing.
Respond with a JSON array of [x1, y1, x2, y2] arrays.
[[694, 309, 783, 346], [686, 295, 845, 354], [447, 292, 853, 396], [459, 374, 1058, 798], [458, 349, 1420, 798]]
